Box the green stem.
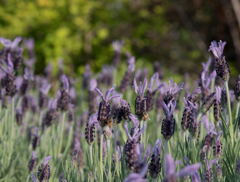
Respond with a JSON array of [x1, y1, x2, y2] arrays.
[[235, 101, 240, 120], [225, 81, 233, 145], [89, 145, 93, 166], [58, 112, 66, 155], [107, 139, 112, 182], [100, 127, 103, 182], [114, 126, 119, 177]]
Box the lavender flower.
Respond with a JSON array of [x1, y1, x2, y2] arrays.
[[202, 116, 216, 156], [15, 106, 23, 125], [161, 101, 176, 140], [124, 119, 146, 170], [134, 78, 148, 121], [204, 158, 218, 182], [85, 113, 98, 145], [149, 139, 162, 179], [162, 153, 201, 182], [146, 73, 163, 112], [198, 58, 211, 88], [95, 84, 119, 127], [209, 40, 230, 81], [187, 87, 201, 107], [215, 163, 222, 180], [119, 56, 135, 93], [163, 78, 184, 105], [39, 81, 51, 109], [44, 98, 58, 127], [112, 39, 124, 67], [234, 75, 240, 101], [213, 131, 222, 158], [82, 64, 92, 89], [37, 156, 52, 182], [130, 114, 141, 143], [201, 70, 216, 102], [113, 98, 131, 124], [0, 54, 17, 96], [20, 67, 33, 95], [191, 171, 201, 182], [133, 143, 151, 176], [28, 151, 37, 172], [57, 74, 71, 111], [0, 36, 23, 70], [123, 163, 148, 182], [181, 97, 194, 131], [32, 127, 40, 150]]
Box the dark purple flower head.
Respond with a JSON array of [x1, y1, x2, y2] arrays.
[[204, 158, 218, 170], [95, 84, 119, 102], [112, 39, 124, 52], [201, 70, 216, 89], [124, 120, 146, 141], [123, 163, 148, 182], [0, 54, 14, 74], [152, 138, 162, 160], [61, 74, 69, 91], [208, 40, 226, 59], [162, 100, 176, 118], [215, 86, 221, 102], [88, 79, 97, 91], [133, 78, 147, 97], [0, 36, 22, 49], [163, 153, 201, 181], [168, 77, 184, 95], [127, 56, 135, 72]]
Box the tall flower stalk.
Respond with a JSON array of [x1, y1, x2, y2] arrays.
[[209, 40, 233, 144]]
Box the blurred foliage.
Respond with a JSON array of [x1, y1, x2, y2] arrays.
[[0, 0, 239, 84]]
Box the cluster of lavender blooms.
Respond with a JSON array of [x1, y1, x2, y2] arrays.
[[1, 35, 240, 182]]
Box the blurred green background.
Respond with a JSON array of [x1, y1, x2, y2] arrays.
[[0, 0, 239, 84]]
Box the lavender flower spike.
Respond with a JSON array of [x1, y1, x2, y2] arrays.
[[133, 78, 147, 97], [163, 77, 184, 105], [163, 153, 201, 182], [85, 113, 98, 145], [208, 40, 226, 59], [37, 156, 52, 181], [95, 85, 119, 127], [149, 139, 162, 178], [204, 158, 218, 182]]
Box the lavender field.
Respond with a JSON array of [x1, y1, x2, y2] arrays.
[[0, 36, 239, 182]]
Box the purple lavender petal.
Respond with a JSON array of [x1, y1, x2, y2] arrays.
[[133, 78, 139, 94], [202, 115, 210, 133], [191, 171, 201, 182], [141, 78, 147, 96], [162, 101, 169, 116], [62, 74, 69, 91], [105, 84, 116, 101], [208, 158, 218, 169], [107, 95, 120, 102], [95, 88, 105, 101], [42, 156, 52, 165], [11, 36, 22, 48], [124, 121, 132, 140], [129, 114, 139, 128], [31, 173, 37, 182], [7, 54, 14, 73], [136, 124, 146, 139], [176, 163, 201, 177], [165, 153, 175, 176]]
